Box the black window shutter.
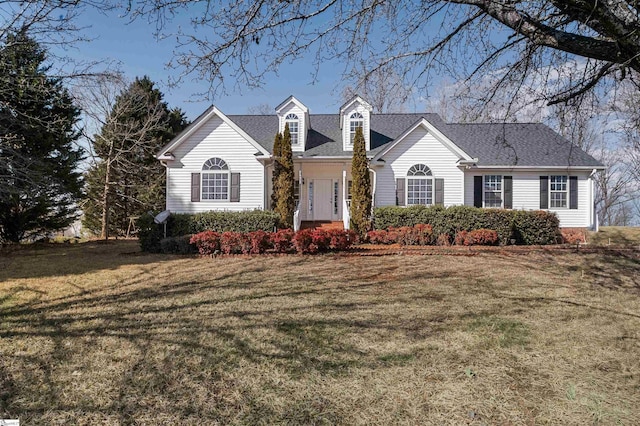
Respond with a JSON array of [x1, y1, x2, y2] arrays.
[[569, 176, 578, 209], [540, 176, 549, 209], [230, 173, 240, 202], [396, 178, 405, 206], [191, 173, 200, 202], [434, 178, 444, 205], [503, 176, 512, 209], [473, 176, 483, 208]]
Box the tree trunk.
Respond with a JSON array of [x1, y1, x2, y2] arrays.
[[100, 145, 114, 240]]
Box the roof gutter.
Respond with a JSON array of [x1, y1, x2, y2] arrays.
[[470, 165, 606, 171]]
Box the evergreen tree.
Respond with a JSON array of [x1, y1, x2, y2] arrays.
[[350, 126, 372, 237], [274, 124, 295, 228], [270, 132, 283, 210], [83, 76, 188, 238], [0, 31, 84, 243]]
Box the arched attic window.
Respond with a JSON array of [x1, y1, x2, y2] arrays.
[[285, 113, 299, 145], [202, 157, 229, 200], [406, 164, 433, 205], [349, 112, 364, 146]]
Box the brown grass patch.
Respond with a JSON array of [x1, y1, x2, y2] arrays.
[[589, 226, 640, 247], [1, 241, 639, 424]]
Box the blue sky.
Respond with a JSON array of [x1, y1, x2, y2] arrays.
[[64, 7, 398, 120]]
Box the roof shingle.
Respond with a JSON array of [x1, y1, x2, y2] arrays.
[[221, 113, 602, 167]]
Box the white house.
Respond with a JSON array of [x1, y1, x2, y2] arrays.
[[157, 95, 605, 230]]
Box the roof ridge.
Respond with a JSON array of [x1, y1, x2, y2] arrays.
[[451, 121, 544, 125]]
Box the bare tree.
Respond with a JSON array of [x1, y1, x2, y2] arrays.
[[125, 0, 640, 107], [342, 65, 413, 113], [78, 76, 186, 239], [247, 103, 273, 114]]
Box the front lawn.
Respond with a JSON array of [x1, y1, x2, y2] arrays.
[[1, 241, 639, 424]]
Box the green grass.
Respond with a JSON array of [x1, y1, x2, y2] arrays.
[[1, 240, 639, 424]]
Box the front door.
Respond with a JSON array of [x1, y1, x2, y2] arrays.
[[312, 179, 333, 220]]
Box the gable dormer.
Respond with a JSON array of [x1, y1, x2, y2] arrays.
[[340, 95, 372, 151], [275, 96, 309, 152]]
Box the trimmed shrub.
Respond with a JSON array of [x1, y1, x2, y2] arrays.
[[311, 229, 332, 253], [512, 210, 560, 245], [327, 229, 357, 250], [190, 231, 221, 256], [190, 210, 279, 233], [468, 229, 499, 245], [271, 229, 294, 253], [138, 213, 165, 253], [139, 210, 280, 252], [436, 233, 452, 246], [481, 209, 515, 245], [248, 230, 271, 254], [292, 229, 315, 254], [220, 231, 242, 254], [454, 230, 469, 246], [160, 235, 197, 254], [561, 228, 587, 244], [367, 229, 391, 245], [373, 205, 560, 245]]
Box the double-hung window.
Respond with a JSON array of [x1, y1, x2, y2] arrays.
[[550, 175, 568, 208], [406, 164, 433, 205], [483, 175, 503, 208], [285, 113, 299, 145], [202, 157, 229, 200], [349, 112, 364, 146]]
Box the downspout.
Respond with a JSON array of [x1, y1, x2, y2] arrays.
[[589, 168, 598, 231], [369, 166, 377, 213]]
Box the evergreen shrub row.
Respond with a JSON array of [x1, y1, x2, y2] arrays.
[[138, 210, 280, 252], [373, 205, 560, 245]]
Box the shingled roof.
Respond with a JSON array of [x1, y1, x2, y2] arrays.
[[226, 112, 602, 167]]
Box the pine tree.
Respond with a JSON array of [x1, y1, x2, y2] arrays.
[[350, 126, 372, 237], [0, 31, 84, 243], [274, 124, 295, 228], [83, 76, 188, 238], [271, 132, 283, 210]]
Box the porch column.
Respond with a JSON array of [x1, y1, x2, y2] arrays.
[[342, 169, 347, 200]]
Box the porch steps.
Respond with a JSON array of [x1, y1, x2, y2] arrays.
[[300, 221, 344, 231]]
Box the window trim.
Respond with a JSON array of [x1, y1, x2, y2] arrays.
[[285, 113, 299, 145], [348, 112, 364, 146], [483, 174, 503, 208], [549, 175, 568, 209], [201, 157, 230, 201], [405, 164, 434, 206]]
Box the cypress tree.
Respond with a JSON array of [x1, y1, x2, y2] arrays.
[[350, 126, 372, 237], [274, 124, 295, 228], [271, 132, 283, 210]]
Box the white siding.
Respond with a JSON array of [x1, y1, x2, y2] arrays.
[[165, 115, 265, 213], [278, 102, 307, 152], [375, 126, 464, 207], [463, 171, 593, 228], [342, 102, 371, 151]]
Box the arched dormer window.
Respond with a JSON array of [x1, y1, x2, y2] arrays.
[[407, 164, 433, 205], [285, 113, 299, 145], [349, 112, 364, 146], [202, 157, 229, 200]]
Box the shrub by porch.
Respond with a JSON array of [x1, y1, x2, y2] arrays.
[[373, 205, 560, 245]]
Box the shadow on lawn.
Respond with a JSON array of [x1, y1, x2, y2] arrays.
[[583, 249, 640, 294], [0, 264, 444, 423], [0, 240, 172, 281]]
